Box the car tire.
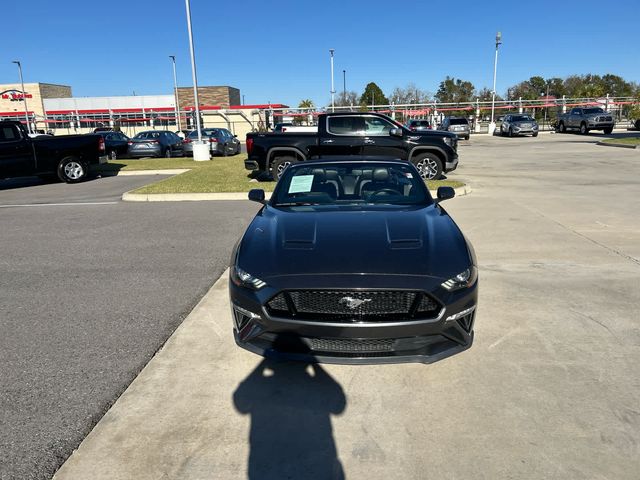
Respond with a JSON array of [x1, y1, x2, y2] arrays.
[[222, 144, 229, 157], [603, 127, 613, 135], [635, 119, 640, 130], [465, 135, 470, 140], [558, 121, 566, 133], [508, 127, 513, 137], [580, 122, 589, 135], [271, 156, 298, 180], [412, 152, 443, 181], [57, 156, 88, 183], [165, 148, 172, 158], [532, 132, 538, 137], [109, 149, 117, 160]]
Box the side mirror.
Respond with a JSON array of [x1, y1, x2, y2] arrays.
[[436, 186, 455, 203], [248, 189, 266, 204], [389, 127, 403, 137], [234, 135, 238, 138]]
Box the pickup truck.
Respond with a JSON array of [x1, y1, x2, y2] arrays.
[[0, 120, 107, 183], [245, 112, 458, 180], [557, 107, 614, 135]]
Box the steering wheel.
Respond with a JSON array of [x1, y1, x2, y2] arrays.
[[369, 188, 399, 197]]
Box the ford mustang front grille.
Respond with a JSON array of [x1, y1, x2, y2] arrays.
[[266, 290, 441, 322]]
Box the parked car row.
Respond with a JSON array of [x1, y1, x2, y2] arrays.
[[92, 128, 241, 159], [404, 117, 471, 140]]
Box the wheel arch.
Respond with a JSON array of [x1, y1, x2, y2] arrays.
[[266, 147, 307, 171], [408, 146, 447, 164]]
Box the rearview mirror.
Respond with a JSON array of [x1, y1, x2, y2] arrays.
[[436, 186, 455, 203], [389, 127, 403, 137], [248, 189, 266, 204]]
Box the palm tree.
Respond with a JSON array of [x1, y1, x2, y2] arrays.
[[298, 99, 315, 125]]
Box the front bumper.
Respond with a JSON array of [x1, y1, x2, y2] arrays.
[[445, 156, 458, 173], [245, 160, 259, 171], [229, 275, 478, 365]]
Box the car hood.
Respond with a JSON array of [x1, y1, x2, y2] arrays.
[[238, 205, 471, 280]]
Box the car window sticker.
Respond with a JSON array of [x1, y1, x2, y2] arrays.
[[288, 175, 315, 194]]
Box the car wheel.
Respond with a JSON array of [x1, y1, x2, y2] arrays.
[[635, 119, 640, 130], [222, 144, 229, 157], [412, 153, 443, 181], [603, 127, 613, 135], [271, 156, 298, 180], [165, 148, 172, 158], [109, 149, 117, 160], [580, 122, 588, 135], [465, 135, 470, 140], [532, 132, 538, 137], [508, 127, 513, 137], [57, 156, 88, 183], [558, 121, 566, 133], [236, 144, 242, 155]]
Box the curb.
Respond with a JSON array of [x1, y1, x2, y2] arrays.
[[121, 184, 471, 202], [596, 141, 639, 150], [100, 169, 191, 176]]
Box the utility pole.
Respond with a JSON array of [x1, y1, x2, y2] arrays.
[[169, 55, 182, 132], [12, 61, 31, 134], [329, 49, 335, 112], [489, 31, 502, 135], [342, 69, 346, 105]]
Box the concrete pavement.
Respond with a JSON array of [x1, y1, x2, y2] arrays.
[[53, 133, 640, 479]]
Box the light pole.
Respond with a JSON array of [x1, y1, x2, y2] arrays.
[[169, 55, 182, 132], [541, 84, 550, 130], [184, 0, 204, 154], [12, 60, 31, 134], [489, 31, 502, 135], [342, 69, 346, 105], [329, 49, 335, 112]]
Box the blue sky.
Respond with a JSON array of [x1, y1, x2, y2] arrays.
[[2, 0, 638, 107]]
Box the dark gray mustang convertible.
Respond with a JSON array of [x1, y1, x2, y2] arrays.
[[229, 158, 478, 364]]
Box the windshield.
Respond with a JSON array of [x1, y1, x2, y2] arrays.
[[449, 118, 469, 125], [411, 121, 430, 127], [188, 129, 218, 138], [583, 108, 604, 114], [271, 163, 432, 208], [134, 132, 160, 139], [511, 115, 533, 122]]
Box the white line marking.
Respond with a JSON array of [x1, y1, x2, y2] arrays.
[[0, 201, 118, 208]]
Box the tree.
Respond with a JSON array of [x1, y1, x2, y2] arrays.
[[332, 90, 360, 107], [434, 77, 475, 103], [298, 99, 314, 109], [359, 82, 389, 107], [389, 83, 431, 105], [475, 87, 503, 102]]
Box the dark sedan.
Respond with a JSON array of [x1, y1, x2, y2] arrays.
[[183, 128, 241, 156], [127, 130, 184, 158], [94, 130, 129, 160], [229, 159, 478, 364]]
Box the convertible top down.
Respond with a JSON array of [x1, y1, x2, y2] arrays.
[[229, 158, 478, 364]]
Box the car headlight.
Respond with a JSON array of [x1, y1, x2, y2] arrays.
[[230, 265, 267, 290], [441, 266, 477, 291], [443, 137, 455, 147]]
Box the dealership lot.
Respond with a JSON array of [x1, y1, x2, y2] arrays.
[[3, 133, 640, 479]]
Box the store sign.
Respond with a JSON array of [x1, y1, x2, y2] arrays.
[[0, 89, 33, 101]]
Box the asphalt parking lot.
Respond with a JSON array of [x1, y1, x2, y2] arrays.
[[3, 132, 640, 479], [0, 176, 259, 480]]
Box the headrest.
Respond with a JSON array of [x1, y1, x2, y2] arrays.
[[325, 169, 339, 181], [373, 168, 389, 182], [311, 168, 326, 182]]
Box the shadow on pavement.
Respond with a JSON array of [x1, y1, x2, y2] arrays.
[[0, 176, 46, 191], [233, 336, 346, 480]]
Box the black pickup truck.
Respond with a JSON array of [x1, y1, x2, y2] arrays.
[[0, 121, 107, 183], [245, 112, 459, 180]]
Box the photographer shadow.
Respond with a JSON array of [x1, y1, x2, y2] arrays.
[[233, 337, 346, 480]]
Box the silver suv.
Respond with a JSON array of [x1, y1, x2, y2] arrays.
[[438, 117, 470, 140], [500, 114, 539, 137]]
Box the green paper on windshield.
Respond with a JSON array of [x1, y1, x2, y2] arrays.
[[288, 175, 314, 194]]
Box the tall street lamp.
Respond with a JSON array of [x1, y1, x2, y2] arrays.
[[12, 60, 31, 134], [169, 55, 182, 132], [329, 49, 335, 112], [184, 0, 207, 160], [489, 31, 502, 135], [342, 69, 346, 105]]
